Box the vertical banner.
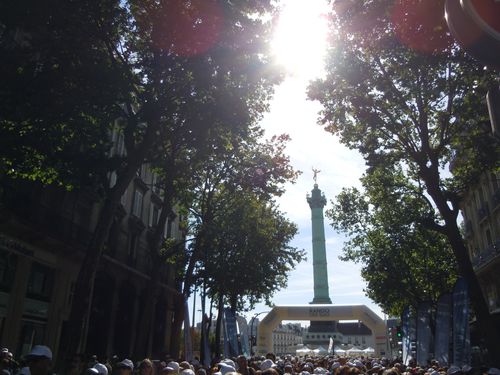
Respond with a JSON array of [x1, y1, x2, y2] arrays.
[[328, 337, 334, 354], [409, 309, 417, 363], [223, 308, 240, 357], [453, 278, 471, 366], [202, 314, 212, 368], [435, 294, 452, 367], [238, 317, 250, 357], [402, 306, 411, 365], [416, 302, 432, 366], [184, 301, 193, 361]]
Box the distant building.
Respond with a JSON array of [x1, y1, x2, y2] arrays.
[[337, 321, 373, 348], [273, 323, 304, 355]]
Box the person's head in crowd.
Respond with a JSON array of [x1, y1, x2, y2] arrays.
[[196, 368, 206, 375], [487, 369, 500, 375], [284, 364, 294, 375], [262, 369, 280, 375], [301, 364, 313, 373], [26, 346, 52, 375], [69, 354, 87, 375], [167, 362, 180, 375], [180, 362, 192, 371], [94, 363, 109, 375], [383, 368, 400, 375], [181, 369, 195, 375], [139, 359, 154, 375], [238, 356, 248, 371], [266, 354, 276, 363], [160, 367, 175, 375], [114, 359, 134, 375], [84, 368, 99, 375]]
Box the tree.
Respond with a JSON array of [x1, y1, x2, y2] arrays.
[[2, 0, 283, 359], [327, 165, 458, 316], [309, 0, 500, 361], [205, 190, 304, 311], [0, 0, 124, 189], [182, 132, 303, 358]]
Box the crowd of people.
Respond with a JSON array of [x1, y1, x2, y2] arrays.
[[1, 346, 499, 375]]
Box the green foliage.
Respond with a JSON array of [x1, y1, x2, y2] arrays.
[[310, 0, 497, 316], [185, 132, 304, 311], [327, 166, 458, 316], [0, 0, 125, 189], [204, 191, 305, 311]]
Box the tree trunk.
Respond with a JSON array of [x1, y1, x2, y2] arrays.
[[214, 293, 224, 358], [135, 186, 178, 357], [423, 166, 500, 366], [60, 161, 140, 364], [170, 293, 185, 359], [200, 283, 207, 365]]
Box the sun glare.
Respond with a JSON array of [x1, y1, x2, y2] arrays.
[[272, 0, 330, 80]]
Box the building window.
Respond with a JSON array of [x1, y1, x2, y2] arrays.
[[149, 203, 160, 227], [128, 232, 139, 265], [26, 263, 54, 302], [132, 189, 144, 219], [0, 251, 17, 293], [152, 173, 162, 196]]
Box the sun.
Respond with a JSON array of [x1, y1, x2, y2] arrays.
[[272, 0, 330, 80]]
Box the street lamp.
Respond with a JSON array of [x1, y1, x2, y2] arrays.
[[249, 311, 270, 356]]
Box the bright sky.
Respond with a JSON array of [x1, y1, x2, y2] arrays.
[[189, 0, 384, 326]]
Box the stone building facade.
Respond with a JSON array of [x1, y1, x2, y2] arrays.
[[0, 155, 184, 360], [460, 170, 500, 314]]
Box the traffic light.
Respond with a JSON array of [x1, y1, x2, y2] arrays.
[[396, 326, 403, 339]]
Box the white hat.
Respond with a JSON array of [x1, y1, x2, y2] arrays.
[[331, 363, 341, 370], [314, 368, 328, 374], [221, 359, 237, 370], [27, 346, 52, 360], [181, 370, 195, 375], [94, 363, 108, 375], [116, 359, 134, 371], [354, 361, 365, 368], [488, 369, 500, 375], [260, 359, 275, 371], [219, 363, 235, 375], [167, 362, 180, 373]]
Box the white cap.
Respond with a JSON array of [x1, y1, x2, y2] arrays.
[[219, 364, 235, 375], [94, 363, 108, 375], [167, 362, 180, 373], [260, 359, 275, 371], [27, 346, 52, 360]]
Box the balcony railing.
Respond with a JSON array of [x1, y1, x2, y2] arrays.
[[471, 240, 500, 269]]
